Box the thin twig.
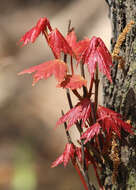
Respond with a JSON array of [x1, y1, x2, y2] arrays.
[[90, 155, 104, 190], [88, 76, 94, 98], [76, 121, 83, 134], [90, 102, 96, 124], [90, 102, 102, 154], [80, 61, 88, 97], [68, 19, 73, 33], [80, 60, 85, 78], [70, 56, 74, 75], [81, 140, 92, 190], [76, 159, 97, 190], [66, 89, 73, 109], [64, 54, 67, 63], [62, 111, 90, 190], [73, 163, 89, 190], [64, 53, 82, 134], [66, 87, 82, 134], [62, 110, 91, 190], [94, 64, 99, 114], [61, 110, 72, 143], [72, 89, 82, 100]]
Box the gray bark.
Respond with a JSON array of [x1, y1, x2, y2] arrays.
[[103, 0, 136, 189]]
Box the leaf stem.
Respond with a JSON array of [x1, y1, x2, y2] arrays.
[[72, 89, 82, 100], [66, 88, 73, 109], [73, 163, 89, 190], [63, 52, 83, 134], [62, 105, 90, 190], [91, 157, 104, 190], [80, 61, 88, 97], [64, 54, 67, 63], [88, 76, 94, 98], [81, 140, 92, 190], [43, 30, 49, 42], [43, 30, 59, 59], [90, 102, 96, 124], [71, 56, 74, 75], [61, 110, 72, 143], [94, 64, 99, 113]]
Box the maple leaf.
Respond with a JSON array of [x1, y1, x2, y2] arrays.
[[81, 36, 113, 82], [18, 59, 67, 86], [51, 143, 75, 168], [58, 74, 87, 90], [97, 105, 133, 137], [66, 30, 77, 48], [48, 28, 74, 58], [20, 17, 52, 46], [66, 30, 90, 60], [56, 98, 92, 130], [80, 123, 101, 144]]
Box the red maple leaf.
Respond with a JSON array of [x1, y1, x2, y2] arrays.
[[97, 105, 133, 137], [80, 123, 101, 144], [81, 36, 113, 82], [66, 30, 77, 48], [51, 143, 75, 168], [19, 17, 52, 46], [58, 74, 87, 90], [18, 59, 67, 86], [66, 30, 90, 60], [56, 98, 92, 130], [48, 28, 74, 58]]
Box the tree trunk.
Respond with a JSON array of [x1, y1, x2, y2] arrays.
[[103, 0, 136, 189]]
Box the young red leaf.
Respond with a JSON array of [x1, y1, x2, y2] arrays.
[[66, 30, 77, 48], [81, 36, 113, 82], [113, 117, 134, 134], [51, 154, 64, 168], [48, 28, 74, 58], [66, 30, 90, 60], [81, 123, 101, 144], [75, 38, 90, 59], [18, 59, 67, 86], [97, 105, 133, 137], [51, 143, 75, 168], [56, 98, 92, 130], [58, 74, 87, 90], [20, 17, 52, 46]]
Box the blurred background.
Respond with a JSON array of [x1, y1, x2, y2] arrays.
[[0, 0, 111, 189]]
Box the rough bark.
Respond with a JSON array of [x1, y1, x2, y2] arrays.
[[103, 0, 136, 189]]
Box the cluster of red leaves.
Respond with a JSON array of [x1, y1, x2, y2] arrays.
[[57, 99, 133, 145], [51, 143, 75, 168], [56, 98, 91, 130], [19, 17, 133, 172], [19, 17, 112, 88], [19, 17, 89, 89], [97, 106, 133, 137], [51, 143, 91, 169], [53, 101, 133, 168]]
